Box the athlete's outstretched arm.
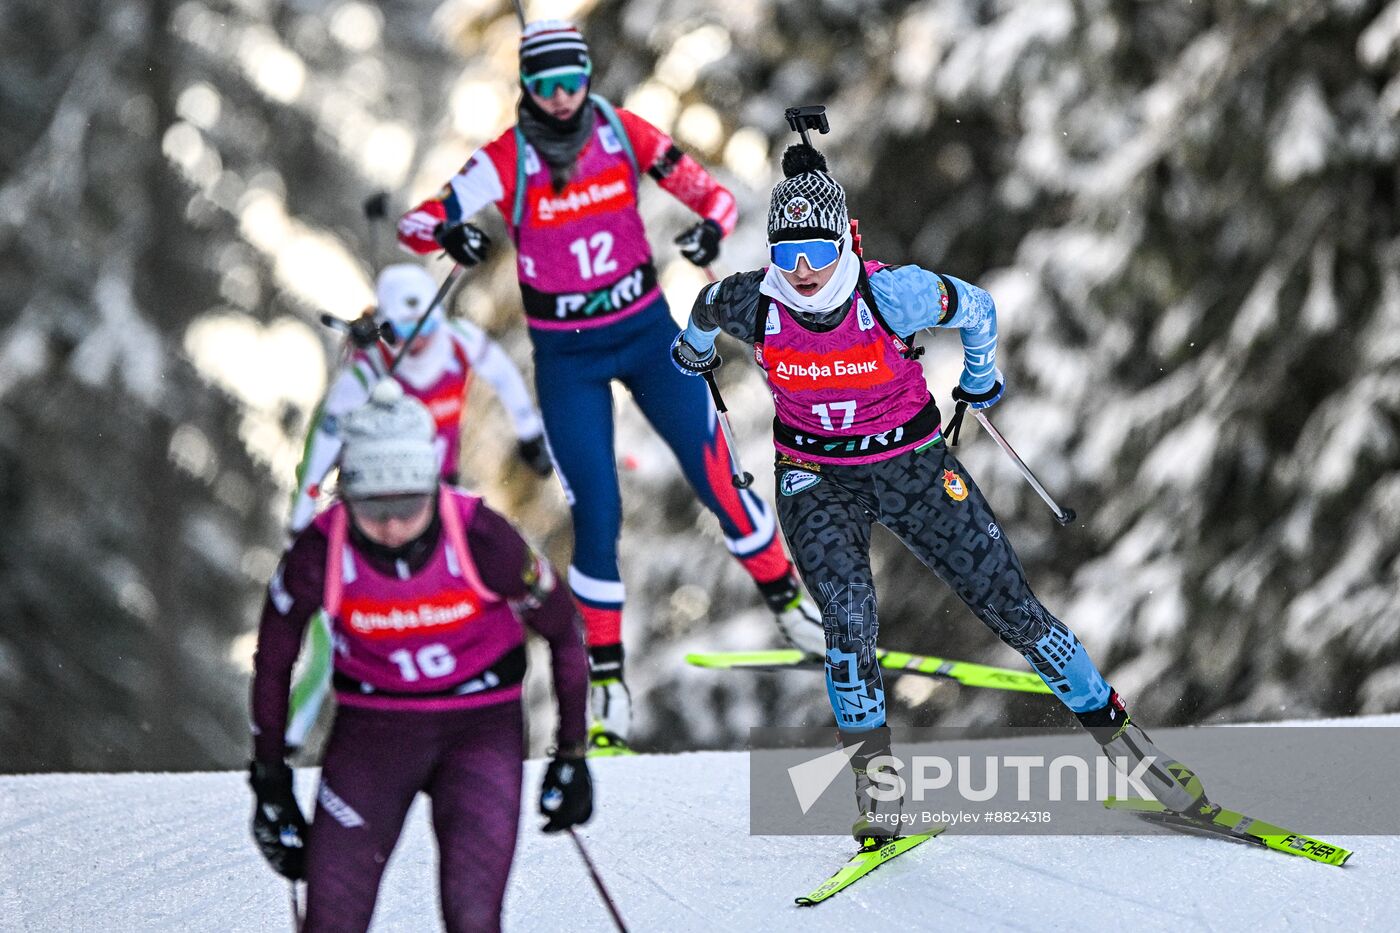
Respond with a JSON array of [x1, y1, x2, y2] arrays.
[[250, 530, 327, 763], [468, 504, 589, 755], [448, 321, 545, 441], [617, 109, 737, 235], [683, 269, 766, 350], [869, 265, 1001, 395], [287, 363, 375, 533], [397, 140, 510, 254]]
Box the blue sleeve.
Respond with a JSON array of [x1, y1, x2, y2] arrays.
[[868, 266, 1000, 394], [683, 320, 720, 354]]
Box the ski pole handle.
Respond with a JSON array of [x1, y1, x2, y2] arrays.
[[972, 410, 1076, 526], [319, 313, 395, 378], [702, 371, 754, 488]]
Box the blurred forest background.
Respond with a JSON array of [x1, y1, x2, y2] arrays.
[[4, 0, 1400, 772]]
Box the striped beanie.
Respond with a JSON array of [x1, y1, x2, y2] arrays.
[[519, 20, 591, 82]]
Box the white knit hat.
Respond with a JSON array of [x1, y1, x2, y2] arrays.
[[338, 380, 439, 499], [374, 264, 439, 329]]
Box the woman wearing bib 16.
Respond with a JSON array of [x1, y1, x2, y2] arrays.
[[397, 21, 823, 752], [248, 381, 591, 932], [672, 142, 1210, 843]]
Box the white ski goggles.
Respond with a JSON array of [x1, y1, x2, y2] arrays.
[[769, 238, 842, 274]]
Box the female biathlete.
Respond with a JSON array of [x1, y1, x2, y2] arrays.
[[672, 142, 1208, 840], [249, 380, 592, 931], [397, 21, 822, 751], [281, 261, 551, 753]]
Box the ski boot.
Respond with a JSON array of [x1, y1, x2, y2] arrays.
[[587, 644, 635, 758], [841, 726, 904, 846], [758, 573, 826, 659], [1077, 691, 1210, 816]]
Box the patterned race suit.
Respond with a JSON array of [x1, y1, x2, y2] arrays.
[[684, 264, 1111, 731], [251, 487, 587, 932]]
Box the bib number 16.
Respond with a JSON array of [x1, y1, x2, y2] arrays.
[[388, 644, 456, 682], [812, 400, 857, 431]]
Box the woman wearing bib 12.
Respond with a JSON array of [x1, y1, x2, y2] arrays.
[[397, 21, 823, 752], [672, 142, 1210, 842]]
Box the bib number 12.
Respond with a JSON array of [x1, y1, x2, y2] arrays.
[[568, 232, 617, 280]]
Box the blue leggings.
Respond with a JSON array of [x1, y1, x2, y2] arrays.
[[531, 298, 785, 645]]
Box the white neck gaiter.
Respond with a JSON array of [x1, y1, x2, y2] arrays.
[[759, 231, 861, 317]]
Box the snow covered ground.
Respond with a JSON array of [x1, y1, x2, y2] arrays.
[[3, 732, 1395, 932]]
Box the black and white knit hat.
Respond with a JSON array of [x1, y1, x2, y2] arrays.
[[519, 20, 591, 82], [339, 381, 438, 499], [767, 144, 849, 243]]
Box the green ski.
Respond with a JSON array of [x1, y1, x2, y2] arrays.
[[795, 830, 942, 905], [1105, 797, 1352, 866], [686, 648, 1053, 694]]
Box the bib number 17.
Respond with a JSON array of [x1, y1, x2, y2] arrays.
[[812, 400, 857, 431]]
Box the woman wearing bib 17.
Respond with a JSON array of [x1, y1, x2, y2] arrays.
[[397, 21, 823, 752], [671, 141, 1211, 842]]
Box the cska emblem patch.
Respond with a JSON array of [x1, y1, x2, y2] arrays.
[[942, 469, 969, 502]]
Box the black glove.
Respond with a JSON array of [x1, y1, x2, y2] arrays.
[[347, 311, 393, 349], [517, 435, 553, 478], [674, 218, 723, 267], [434, 222, 491, 267], [670, 332, 721, 376], [539, 754, 593, 833], [248, 760, 309, 880]]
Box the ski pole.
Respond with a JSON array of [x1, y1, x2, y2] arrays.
[[362, 190, 390, 269], [288, 881, 304, 932], [703, 370, 754, 489], [510, 0, 526, 27], [971, 409, 1077, 526], [567, 828, 629, 933], [388, 264, 465, 374], [328, 191, 460, 379], [698, 266, 754, 489]]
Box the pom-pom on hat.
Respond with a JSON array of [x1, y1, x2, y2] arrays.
[[338, 380, 439, 500], [519, 20, 591, 82], [767, 144, 849, 243]]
